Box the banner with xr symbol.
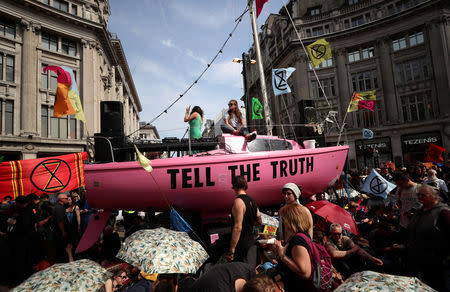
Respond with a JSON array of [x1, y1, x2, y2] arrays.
[[272, 67, 296, 96]]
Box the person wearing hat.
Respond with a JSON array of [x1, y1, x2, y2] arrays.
[[277, 183, 313, 240]]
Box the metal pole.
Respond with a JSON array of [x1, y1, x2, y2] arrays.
[[336, 109, 349, 146], [242, 52, 251, 130], [248, 0, 272, 136], [188, 126, 192, 156]]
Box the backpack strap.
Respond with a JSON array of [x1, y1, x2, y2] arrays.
[[295, 232, 315, 279]]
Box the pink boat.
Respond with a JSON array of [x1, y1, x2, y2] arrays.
[[85, 135, 349, 217]]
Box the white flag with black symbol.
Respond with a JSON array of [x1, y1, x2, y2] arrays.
[[361, 169, 396, 199], [272, 67, 296, 96], [362, 128, 374, 139]]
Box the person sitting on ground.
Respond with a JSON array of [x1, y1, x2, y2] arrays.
[[277, 183, 313, 240], [184, 105, 203, 139], [221, 99, 256, 141], [189, 262, 255, 292], [274, 203, 316, 292], [325, 223, 383, 278], [99, 268, 129, 292], [242, 274, 276, 292]]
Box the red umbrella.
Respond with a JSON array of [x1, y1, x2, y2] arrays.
[[306, 201, 358, 235]]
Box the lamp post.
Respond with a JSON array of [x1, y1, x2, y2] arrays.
[[233, 54, 256, 130]]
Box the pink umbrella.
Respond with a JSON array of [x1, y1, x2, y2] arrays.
[[306, 201, 358, 235]]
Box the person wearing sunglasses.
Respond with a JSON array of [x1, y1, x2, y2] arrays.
[[99, 269, 129, 292], [325, 223, 382, 279], [221, 99, 257, 141]]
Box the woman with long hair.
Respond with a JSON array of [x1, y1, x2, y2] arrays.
[[275, 204, 316, 292], [221, 99, 256, 141], [65, 194, 81, 261], [99, 269, 129, 292], [184, 105, 203, 139]]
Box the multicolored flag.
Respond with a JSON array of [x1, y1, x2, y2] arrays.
[[272, 67, 296, 96], [43, 66, 86, 122], [425, 143, 445, 163], [306, 38, 332, 67], [252, 97, 263, 120], [256, 0, 269, 17], [0, 152, 87, 200], [347, 90, 376, 112]]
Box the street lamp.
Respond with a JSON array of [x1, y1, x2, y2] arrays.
[[232, 58, 256, 64]]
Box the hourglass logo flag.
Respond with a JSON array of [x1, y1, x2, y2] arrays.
[[362, 128, 374, 139], [252, 97, 263, 120], [306, 39, 332, 67], [272, 67, 296, 96]]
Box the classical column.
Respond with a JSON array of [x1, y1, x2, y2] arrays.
[[335, 48, 353, 127], [427, 18, 450, 118], [20, 19, 40, 136], [294, 54, 310, 100], [81, 39, 95, 136], [376, 37, 399, 124]]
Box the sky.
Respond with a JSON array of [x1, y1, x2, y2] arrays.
[[108, 0, 284, 138]]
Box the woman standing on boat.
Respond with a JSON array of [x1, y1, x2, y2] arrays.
[[184, 105, 203, 139], [221, 99, 256, 141]]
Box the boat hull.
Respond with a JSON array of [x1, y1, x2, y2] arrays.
[[85, 146, 348, 213]]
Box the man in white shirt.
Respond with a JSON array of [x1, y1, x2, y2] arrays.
[[393, 172, 422, 229], [424, 169, 448, 193]]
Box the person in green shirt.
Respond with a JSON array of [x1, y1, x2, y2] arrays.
[[184, 105, 203, 139]]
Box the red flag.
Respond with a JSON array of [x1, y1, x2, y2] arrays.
[[0, 152, 87, 200], [256, 0, 269, 17], [425, 143, 445, 163], [358, 100, 376, 111]]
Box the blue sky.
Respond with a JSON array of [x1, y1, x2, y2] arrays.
[[108, 0, 283, 138]]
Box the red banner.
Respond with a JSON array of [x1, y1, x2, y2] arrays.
[[0, 152, 87, 200], [424, 143, 445, 163]]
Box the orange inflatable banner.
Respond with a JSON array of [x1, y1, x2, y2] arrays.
[[0, 152, 87, 200]]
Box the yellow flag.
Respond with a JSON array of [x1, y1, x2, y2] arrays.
[[306, 38, 332, 67], [134, 145, 152, 172]]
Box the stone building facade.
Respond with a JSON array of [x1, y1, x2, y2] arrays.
[[0, 0, 141, 161], [243, 0, 450, 169]]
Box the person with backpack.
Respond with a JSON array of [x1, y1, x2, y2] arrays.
[[274, 204, 333, 292]]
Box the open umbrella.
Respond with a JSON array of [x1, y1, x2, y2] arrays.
[[117, 228, 209, 274], [13, 259, 111, 292], [334, 270, 436, 291], [260, 212, 279, 228], [306, 201, 358, 235]]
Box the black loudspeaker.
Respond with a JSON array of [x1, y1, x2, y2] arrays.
[[94, 133, 125, 163], [298, 100, 317, 125], [101, 101, 124, 136]]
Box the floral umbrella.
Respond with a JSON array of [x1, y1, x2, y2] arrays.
[[117, 228, 209, 274], [13, 259, 111, 292], [260, 212, 279, 228], [334, 270, 437, 292]]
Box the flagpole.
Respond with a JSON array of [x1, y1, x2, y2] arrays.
[[248, 0, 272, 136], [336, 97, 353, 146]]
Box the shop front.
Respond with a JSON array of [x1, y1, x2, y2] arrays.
[[355, 137, 393, 170], [401, 131, 443, 165]]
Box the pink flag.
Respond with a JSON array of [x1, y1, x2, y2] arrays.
[[358, 100, 376, 111], [256, 0, 269, 17]]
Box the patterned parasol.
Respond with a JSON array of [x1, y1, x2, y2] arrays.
[[13, 259, 111, 292], [334, 270, 437, 292], [116, 228, 209, 274]]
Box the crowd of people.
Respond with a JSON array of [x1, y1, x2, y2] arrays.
[[0, 162, 449, 291]]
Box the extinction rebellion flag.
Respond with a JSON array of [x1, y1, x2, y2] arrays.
[[0, 152, 87, 200]]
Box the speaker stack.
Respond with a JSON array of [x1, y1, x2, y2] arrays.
[[94, 101, 125, 163]]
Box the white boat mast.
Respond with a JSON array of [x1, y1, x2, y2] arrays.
[[248, 0, 273, 136]]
